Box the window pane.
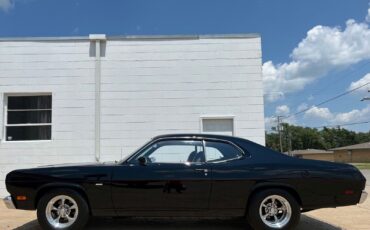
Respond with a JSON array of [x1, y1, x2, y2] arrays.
[[205, 141, 241, 162], [7, 110, 51, 124], [205, 147, 224, 161], [202, 118, 234, 136], [6, 125, 51, 141], [141, 140, 204, 163], [8, 96, 51, 110]]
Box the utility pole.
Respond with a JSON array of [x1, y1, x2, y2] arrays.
[[277, 116, 284, 153], [361, 90, 370, 101], [288, 130, 292, 155]]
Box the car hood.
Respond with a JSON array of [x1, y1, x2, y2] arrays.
[[6, 161, 116, 183]]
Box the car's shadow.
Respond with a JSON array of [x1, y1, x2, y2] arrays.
[[13, 215, 342, 230]]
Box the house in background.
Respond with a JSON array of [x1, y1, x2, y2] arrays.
[[331, 142, 370, 163], [0, 34, 265, 195], [290, 142, 370, 163], [290, 149, 334, 162]]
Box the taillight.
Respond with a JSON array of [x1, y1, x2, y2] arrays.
[[16, 195, 27, 201], [344, 190, 354, 195]]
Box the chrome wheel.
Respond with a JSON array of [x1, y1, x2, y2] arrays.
[[259, 195, 292, 229], [45, 195, 79, 229]]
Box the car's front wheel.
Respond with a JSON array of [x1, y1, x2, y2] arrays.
[[247, 188, 300, 230], [37, 189, 89, 230]]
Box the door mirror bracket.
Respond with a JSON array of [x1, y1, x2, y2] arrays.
[[138, 156, 148, 166]]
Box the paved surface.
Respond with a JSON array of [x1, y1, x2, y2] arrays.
[[1, 170, 369, 230]]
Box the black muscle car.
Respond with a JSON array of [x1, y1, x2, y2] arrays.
[[3, 134, 368, 230]]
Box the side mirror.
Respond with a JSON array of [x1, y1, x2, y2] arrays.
[[138, 156, 147, 166]]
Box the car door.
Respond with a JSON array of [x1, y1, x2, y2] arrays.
[[204, 139, 254, 212], [111, 139, 212, 214]]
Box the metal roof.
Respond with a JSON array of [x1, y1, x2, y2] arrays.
[[330, 142, 370, 151], [0, 33, 260, 42], [290, 149, 334, 155]]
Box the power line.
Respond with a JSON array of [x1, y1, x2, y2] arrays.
[[283, 62, 370, 118], [314, 120, 370, 129], [311, 62, 370, 97], [284, 81, 370, 120]]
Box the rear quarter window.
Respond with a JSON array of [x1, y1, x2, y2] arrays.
[[205, 141, 242, 162]]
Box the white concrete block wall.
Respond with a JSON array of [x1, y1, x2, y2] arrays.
[[0, 41, 96, 196], [0, 35, 265, 195], [100, 37, 265, 161]]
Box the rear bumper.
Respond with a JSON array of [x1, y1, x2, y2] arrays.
[[359, 191, 368, 204], [3, 196, 16, 209]]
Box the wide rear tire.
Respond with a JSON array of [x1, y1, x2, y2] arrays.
[[247, 188, 300, 230], [37, 189, 90, 230]]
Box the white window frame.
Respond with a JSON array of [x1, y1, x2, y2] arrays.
[[199, 115, 236, 136], [3, 93, 53, 143]]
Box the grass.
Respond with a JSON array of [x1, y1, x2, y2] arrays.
[[351, 163, 370, 170]]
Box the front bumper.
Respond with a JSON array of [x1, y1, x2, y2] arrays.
[[359, 191, 368, 204], [3, 196, 16, 209]]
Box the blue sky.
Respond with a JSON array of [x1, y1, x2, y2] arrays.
[[1, 0, 370, 132]]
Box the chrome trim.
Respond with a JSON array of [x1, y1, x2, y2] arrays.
[[125, 136, 249, 164], [202, 137, 248, 157], [3, 196, 16, 209], [359, 191, 368, 204], [159, 136, 248, 157]]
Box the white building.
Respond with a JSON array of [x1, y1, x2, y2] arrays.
[[0, 34, 265, 195]]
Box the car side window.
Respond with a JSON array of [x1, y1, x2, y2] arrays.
[[205, 141, 242, 162], [137, 140, 205, 164]]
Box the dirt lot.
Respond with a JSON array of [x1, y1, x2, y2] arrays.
[[1, 170, 369, 230]]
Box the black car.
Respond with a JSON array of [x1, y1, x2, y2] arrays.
[[3, 134, 368, 230]]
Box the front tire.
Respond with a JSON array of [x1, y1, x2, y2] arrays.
[[247, 188, 300, 230], [37, 189, 89, 230]]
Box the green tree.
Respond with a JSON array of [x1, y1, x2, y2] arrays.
[[266, 124, 370, 152]]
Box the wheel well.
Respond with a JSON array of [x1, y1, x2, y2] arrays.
[[246, 185, 302, 212], [35, 185, 91, 212]]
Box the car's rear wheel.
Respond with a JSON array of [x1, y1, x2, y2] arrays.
[[247, 188, 300, 230], [37, 189, 89, 230]]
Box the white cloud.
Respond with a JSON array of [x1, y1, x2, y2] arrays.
[[263, 8, 370, 102], [275, 105, 290, 116], [0, 0, 13, 11], [366, 8, 370, 22], [264, 117, 277, 131], [349, 73, 370, 92], [333, 105, 370, 124], [265, 115, 297, 132], [265, 106, 297, 131], [267, 105, 370, 131], [303, 105, 370, 126], [304, 106, 333, 120]]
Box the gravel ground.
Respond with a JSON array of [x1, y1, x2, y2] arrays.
[[360, 170, 370, 185], [1, 170, 369, 230]]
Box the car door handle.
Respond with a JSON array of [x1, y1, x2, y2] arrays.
[[194, 169, 209, 176], [194, 169, 209, 173]]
